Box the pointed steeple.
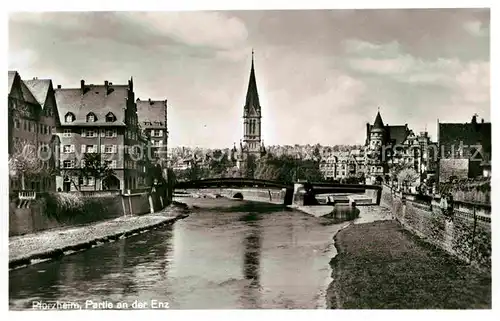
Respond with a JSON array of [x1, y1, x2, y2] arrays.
[[244, 49, 260, 112], [372, 110, 384, 130]]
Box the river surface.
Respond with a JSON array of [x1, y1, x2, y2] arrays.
[[9, 198, 351, 310]]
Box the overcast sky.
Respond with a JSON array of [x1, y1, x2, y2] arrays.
[[9, 9, 490, 148]]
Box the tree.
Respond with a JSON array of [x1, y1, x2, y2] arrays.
[[80, 153, 115, 191], [8, 140, 47, 190], [209, 149, 233, 178], [397, 168, 419, 192]]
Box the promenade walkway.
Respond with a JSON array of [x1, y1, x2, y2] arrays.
[[9, 206, 187, 269]]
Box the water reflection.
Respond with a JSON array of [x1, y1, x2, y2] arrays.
[[240, 212, 262, 308], [10, 226, 174, 310], [10, 199, 346, 310]]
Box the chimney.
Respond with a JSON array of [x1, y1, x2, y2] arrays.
[[149, 98, 152, 105], [104, 80, 109, 95], [471, 114, 477, 124], [481, 118, 484, 123], [80, 80, 85, 93], [57, 85, 61, 89]]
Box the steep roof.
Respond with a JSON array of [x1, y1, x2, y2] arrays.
[[8, 71, 17, 94], [372, 111, 384, 129], [244, 50, 261, 113], [20, 80, 39, 105], [23, 79, 52, 108], [136, 98, 167, 127], [55, 84, 129, 126], [387, 125, 410, 145]]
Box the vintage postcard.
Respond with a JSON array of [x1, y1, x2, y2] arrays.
[[7, 7, 491, 312]]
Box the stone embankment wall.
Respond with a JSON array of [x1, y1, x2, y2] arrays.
[[220, 188, 287, 204], [9, 191, 167, 237], [381, 186, 491, 271]]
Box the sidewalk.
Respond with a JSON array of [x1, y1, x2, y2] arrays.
[[327, 220, 491, 309], [9, 206, 188, 269]]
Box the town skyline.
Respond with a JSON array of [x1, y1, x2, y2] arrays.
[[9, 9, 490, 148]]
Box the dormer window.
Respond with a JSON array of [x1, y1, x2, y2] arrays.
[[106, 112, 116, 122], [65, 112, 75, 123], [87, 112, 97, 123]]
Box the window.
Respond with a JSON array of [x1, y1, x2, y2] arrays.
[[105, 145, 114, 153], [23, 121, 27, 131], [86, 145, 97, 153], [87, 177, 95, 186], [105, 129, 117, 137], [63, 129, 72, 137], [81, 160, 85, 168], [14, 119, 20, 129], [65, 113, 75, 123], [63, 145, 72, 153], [86, 113, 97, 122], [153, 130, 160, 137], [110, 160, 117, 168], [105, 113, 116, 122], [28, 121, 32, 132], [84, 129, 97, 137], [63, 160, 73, 168]]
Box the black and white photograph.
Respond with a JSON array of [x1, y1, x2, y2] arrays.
[[5, 1, 494, 313]]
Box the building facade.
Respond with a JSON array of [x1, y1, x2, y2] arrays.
[[136, 98, 169, 166], [54, 78, 145, 193], [8, 71, 60, 192], [364, 110, 439, 184]]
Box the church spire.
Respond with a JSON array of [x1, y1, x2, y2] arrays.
[[244, 49, 260, 111]]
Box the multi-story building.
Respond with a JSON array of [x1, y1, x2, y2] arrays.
[[136, 98, 168, 166], [54, 78, 144, 193], [437, 115, 491, 182], [8, 71, 60, 192], [365, 111, 415, 183], [319, 155, 337, 180], [319, 150, 365, 181]]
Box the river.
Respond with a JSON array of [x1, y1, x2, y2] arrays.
[[9, 198, 351, 310]]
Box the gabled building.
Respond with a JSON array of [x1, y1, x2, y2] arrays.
[[8, 71, 60, 192], [136, 98, 168, 166], [54, 78, 144, 192], [365, 111, 419, 183], [437, 115, 491, 182]]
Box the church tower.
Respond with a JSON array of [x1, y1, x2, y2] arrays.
[[242, 50, 262, 157], [366, 110, 386, 183]]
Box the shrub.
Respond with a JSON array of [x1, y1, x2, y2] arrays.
[[41, 192, 109, 223]]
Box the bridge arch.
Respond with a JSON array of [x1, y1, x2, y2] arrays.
[[232, 192, 244, 200]]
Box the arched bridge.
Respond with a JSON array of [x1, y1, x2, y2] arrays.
[[173, 178, 382, 206], [174, 178, 291, 190]]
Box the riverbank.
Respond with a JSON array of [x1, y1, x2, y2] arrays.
[[327, 219, 491, 309], [9, 205, 189, 270]]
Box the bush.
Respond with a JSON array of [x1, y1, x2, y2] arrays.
[[41, 192, 109, 223]]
